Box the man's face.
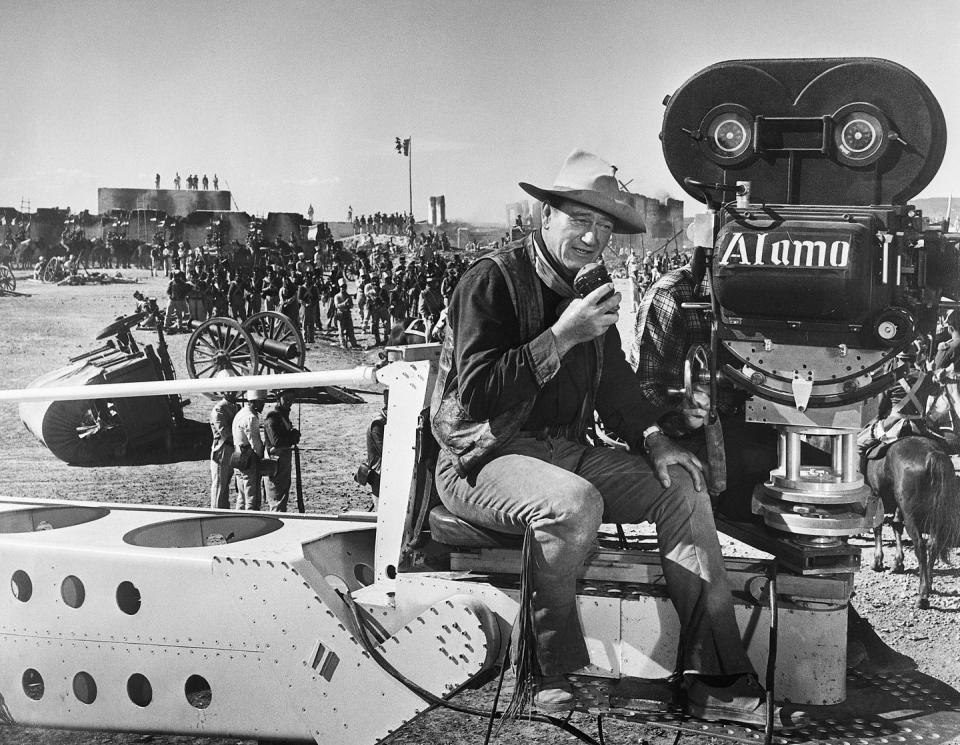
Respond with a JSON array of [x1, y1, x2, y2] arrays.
[[541, 200, 615, 274], [250, 400, 265, 414]]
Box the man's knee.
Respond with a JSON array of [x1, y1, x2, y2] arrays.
[[660, 465, 712, 519], [548, 483, 603, 544]]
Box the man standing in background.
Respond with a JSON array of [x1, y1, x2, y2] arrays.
[[209, 391, 239, 509], [262, 390, 301, 512], [232, 390, 267, 510]]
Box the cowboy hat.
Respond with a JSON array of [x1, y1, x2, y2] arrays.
[[519, 149, 645, 234]]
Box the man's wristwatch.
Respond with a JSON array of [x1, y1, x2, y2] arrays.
[[641, 424, 663, 452]]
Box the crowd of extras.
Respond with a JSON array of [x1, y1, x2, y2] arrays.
[[159, 231, 466, 349]]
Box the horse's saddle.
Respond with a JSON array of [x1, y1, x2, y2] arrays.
[[862, 423, 952, 463]]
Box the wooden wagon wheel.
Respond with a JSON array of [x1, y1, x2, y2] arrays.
[[0, 264, 15, 293], [244, 311, 306, 368], [186, 318, 259, 391]]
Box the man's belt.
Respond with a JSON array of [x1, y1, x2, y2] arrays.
[[518, 424, 578, 441]]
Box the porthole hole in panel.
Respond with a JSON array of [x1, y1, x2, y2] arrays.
[[185, 674, 211, 709], [116, 581, 141, 615], [73, 671, 97, 704], [22, 669, 44, 700], [354, 563, 375, 586], [11, 570, 32, 602], [61, 575, 85, 608], [127, 673, 152, 707]]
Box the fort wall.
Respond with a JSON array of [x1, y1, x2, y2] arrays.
[[98, 188, 231, 218]]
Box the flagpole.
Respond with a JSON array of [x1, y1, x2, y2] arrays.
[[407, 136, 413, 220]]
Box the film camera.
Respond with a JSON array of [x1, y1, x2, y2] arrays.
[[660, 58, 958, 552]]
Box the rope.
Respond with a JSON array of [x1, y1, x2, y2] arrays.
[[342, 587, 600, 745]]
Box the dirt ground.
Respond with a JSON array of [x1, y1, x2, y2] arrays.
[[0, 270, 958, 745]]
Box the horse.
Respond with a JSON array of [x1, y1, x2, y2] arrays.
[[865, 435, 960, 609], [14, 238, 45, 269]]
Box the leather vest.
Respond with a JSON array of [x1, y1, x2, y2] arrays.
[[430, 235, 604, 476]]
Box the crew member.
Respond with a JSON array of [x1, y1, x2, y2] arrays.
[[232, 389, 267, 510], [431, 149, 791, 727], [262, 390, 301, 512], [209, 391, 239, 509], [633, 235, 915, 675], [629, 245, 778, 521]]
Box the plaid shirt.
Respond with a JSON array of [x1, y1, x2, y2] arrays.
[[629, 264, 710, 407]]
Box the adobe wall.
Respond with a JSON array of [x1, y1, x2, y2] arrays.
[[180, 211, 251, 248], [98, 188, 231, 218], [263, 212, 307, 244]]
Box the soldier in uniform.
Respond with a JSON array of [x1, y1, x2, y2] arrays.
[[334, 277, 359, 348]]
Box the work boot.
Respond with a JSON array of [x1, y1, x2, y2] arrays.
[[685, 674, 808, 731], [533, 674, 575, 713]]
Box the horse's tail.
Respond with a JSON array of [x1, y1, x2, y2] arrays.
[[923, 450, 960, 565]]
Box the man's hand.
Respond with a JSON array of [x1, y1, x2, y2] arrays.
[[681, 384, 710, 430], [645, 432, 704, 491], [551, 283, 620, 357]]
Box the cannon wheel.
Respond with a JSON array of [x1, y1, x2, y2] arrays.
[[42, 258, 61, 284], [0, 264, 15, 293], [186, 318, 259, 389], [244, 311, 306, 368]]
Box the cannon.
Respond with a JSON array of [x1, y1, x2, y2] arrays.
[[1, 58, 960, 745], [184, 310, 305, 378], [185, 310, 363, 405]]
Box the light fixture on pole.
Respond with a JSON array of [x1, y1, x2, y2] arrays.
[[394, 136, 412, 221]]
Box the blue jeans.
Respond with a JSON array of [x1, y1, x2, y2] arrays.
[[436, 435, 755, 678]]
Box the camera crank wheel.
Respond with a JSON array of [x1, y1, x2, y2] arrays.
[[683, 344, 711, 400]]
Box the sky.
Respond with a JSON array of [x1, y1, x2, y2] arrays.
[[2, 0, 959, 226]]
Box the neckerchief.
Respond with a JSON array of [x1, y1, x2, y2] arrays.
[[530, 231, 576, 299]]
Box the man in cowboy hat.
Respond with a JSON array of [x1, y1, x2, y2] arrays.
[[430, 149, 795, 728]]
